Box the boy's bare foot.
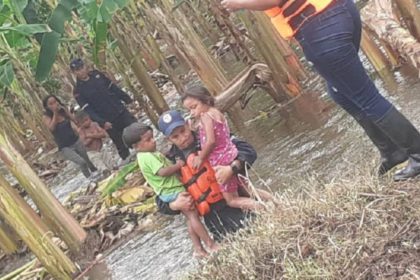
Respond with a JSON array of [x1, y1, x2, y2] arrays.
[[194, 249, 209, 258], [207, 242, 220, 253]]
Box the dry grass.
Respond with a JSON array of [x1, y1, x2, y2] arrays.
[[187, 165, 420, 280]]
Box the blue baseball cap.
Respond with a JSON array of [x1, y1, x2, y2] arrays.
[[158, 110, 186, 136], [70, 58, 84, 70]]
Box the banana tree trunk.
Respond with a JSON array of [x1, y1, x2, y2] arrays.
[[148, 4, 228, 94], [108, 50, 160, 126], [0, 174, 75, 279], [110, 25, 169, 115], [361, 0, 420, 72], [208, 0, 256, 63], [0, 133, 86, 253], [239, 11, 299, 101], [0, 218, 18, 254], [360, 28, 389, 73], [395, 0, 420, 42]]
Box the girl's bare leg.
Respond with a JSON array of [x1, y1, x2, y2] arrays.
[[239, 177, 274, 201], [223, 191, 263, 211]]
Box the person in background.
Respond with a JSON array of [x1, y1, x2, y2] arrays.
[[71, 58, 136, 162], [75, 110, 107, 152], [75, 110, 114, 171], [221, 0, 420, 181], [42, 95, 98, 179]]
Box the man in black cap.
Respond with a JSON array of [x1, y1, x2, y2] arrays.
[[71, 58, 136, 160]]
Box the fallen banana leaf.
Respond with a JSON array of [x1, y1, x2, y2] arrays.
[[101, 162, 139, 196], [112, 185, 154, 205], [0, 260, 36, 280], [131, 197, 157, 214]]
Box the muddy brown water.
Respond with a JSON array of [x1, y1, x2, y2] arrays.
[[2, 59, 420, 279]]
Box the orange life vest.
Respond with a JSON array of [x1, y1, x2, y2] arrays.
[[265, 0, 333, 39], [180, 153, 224, 216]]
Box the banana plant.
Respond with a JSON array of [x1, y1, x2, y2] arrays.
[[78, 0, 129, 68], [0, 23, 50, 88], [35, 0, 129, 81], [35, 0, 79, 81]]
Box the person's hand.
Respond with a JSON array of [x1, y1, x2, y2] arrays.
[[169, 192, 194, 211], [221, 0, 245, 12], [214, 165, 234, 185], [62, 106, 72, 117], [103, 122, 113, 130], [192, 155, 203, 169], [176, 158, 185, 168], [52, 103, 62, 113]]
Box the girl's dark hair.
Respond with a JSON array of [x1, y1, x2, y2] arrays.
[[42, 94, 64, 118], [181, 86, 215, 106]]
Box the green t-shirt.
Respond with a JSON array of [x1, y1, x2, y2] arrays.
[[137, 152, 184, 196]]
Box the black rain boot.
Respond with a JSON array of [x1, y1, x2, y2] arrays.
[[375, 106, 420, 181], [355, 116, 408, 175]]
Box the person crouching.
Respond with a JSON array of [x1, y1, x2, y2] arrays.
[[122, 123, 219, 257]]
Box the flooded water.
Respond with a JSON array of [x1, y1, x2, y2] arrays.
[[99, 63, 420, 279], [4, 54, 420, 279]]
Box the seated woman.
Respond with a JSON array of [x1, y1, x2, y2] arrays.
[[42, 95, 97, 179]]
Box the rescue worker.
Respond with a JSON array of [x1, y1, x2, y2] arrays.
[[155, 110, 257, 240], [71, 58, 136, 161], [221, 0, 420, 181]]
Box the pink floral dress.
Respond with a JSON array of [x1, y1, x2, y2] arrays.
[[198, 112, 240, 193]]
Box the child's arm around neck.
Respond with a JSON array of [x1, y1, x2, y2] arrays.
[[157, 159, 184, 177]]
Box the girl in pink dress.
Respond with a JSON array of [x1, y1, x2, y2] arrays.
[[182, 86, 264, 210]]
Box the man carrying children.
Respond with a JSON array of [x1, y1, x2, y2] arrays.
[[123, 110, 264, 247]]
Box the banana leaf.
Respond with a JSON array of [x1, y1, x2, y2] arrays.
[[35, 0, 78, 81], [101, 162, 139, 197], [0, 24, 51, 35], [93, 21, 107, 67], [9, 0, 28, 13], [0, 60, 14, 87]]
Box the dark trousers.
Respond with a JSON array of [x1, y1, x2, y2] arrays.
[[107, 110, 136, 160], [204, 201, 247, 242], [295, 0, 392, 122]]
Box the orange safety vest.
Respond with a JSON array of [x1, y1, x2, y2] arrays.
[[180, 153, 224, 216], [265, 0, 333, 39]]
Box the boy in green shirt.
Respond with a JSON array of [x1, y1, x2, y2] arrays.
[[122, 123, 218, 257]]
